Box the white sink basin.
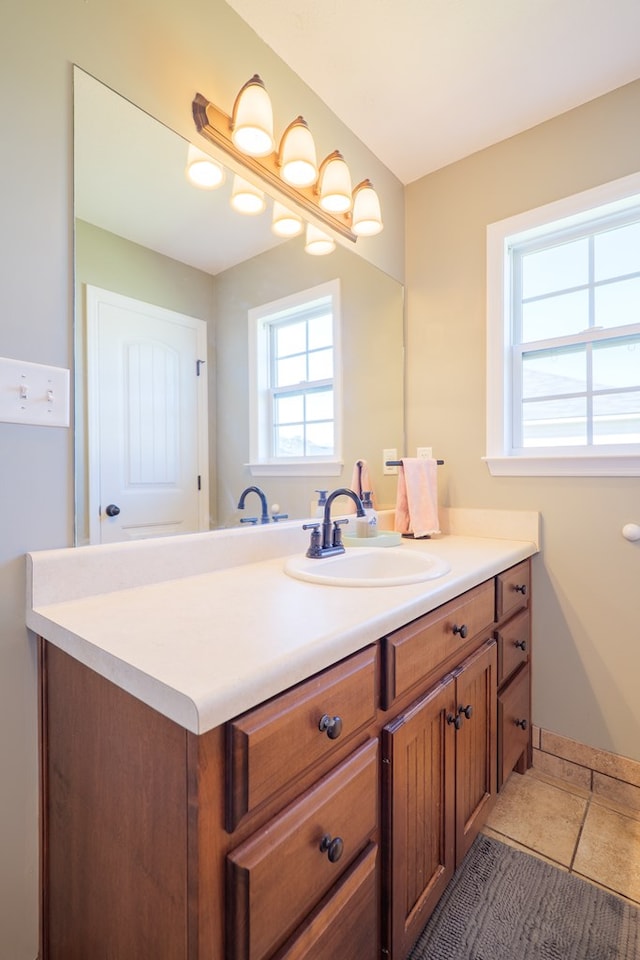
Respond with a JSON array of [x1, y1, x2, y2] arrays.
[[283, 547, 451, 587]]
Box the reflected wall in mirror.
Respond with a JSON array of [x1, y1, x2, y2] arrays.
[[74, 67, 405, 544]]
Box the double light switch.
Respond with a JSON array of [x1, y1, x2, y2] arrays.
[[0, 356, 70, 427]]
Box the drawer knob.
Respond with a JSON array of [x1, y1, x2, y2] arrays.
[[514, 718, 528, 730], [447, 713, 462, 730], [515, 639, 527, 651], [318, 714, 343, 740], [320, 833, 344, 863], [514, 584, 528, 595], [458, 704, 473, 720], [452, 623, 468, 639]]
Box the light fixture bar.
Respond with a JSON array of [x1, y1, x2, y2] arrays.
[[192, 92, 357, 243]]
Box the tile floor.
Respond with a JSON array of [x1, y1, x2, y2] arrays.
[[482, 766, 640, 906]]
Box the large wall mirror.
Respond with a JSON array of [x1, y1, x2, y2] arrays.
[[74, 67, 405, 544]]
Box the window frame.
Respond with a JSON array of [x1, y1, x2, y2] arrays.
[[247, 279, 343, 477], [485, 171, 640, 477]]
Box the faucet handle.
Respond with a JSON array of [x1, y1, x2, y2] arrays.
[[303, 522, 323, 558], [332, 518, 349, 548]]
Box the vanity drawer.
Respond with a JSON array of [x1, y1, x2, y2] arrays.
[[498, 663, 530, 786], [226, 646, 377, 830], [381, 580, 495, 708], [271, 843, 378, 960], [226, 739, 378, 960], [496, 560, 531, 622], [496, 608, 530, 686]]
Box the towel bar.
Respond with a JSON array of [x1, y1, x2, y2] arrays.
[[386, 459, 444, 466]]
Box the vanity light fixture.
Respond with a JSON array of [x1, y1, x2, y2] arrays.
[[185, 144, 225, 189], [278, 117, 318, 188], [230, 75, 275, 157], [271, 201, 304, 238], [351, 179, 384, 236], [230, 174, 266, 215], [191, 79, 383, 243], [318, 151, 352, 214], [304, 223, 336, 256]]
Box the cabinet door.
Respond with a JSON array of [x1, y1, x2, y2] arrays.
[[454, 640, 497, 864], [382, 677, 456, 960]]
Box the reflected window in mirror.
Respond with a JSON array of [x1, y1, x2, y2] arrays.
[[248, 280, 342, 476]]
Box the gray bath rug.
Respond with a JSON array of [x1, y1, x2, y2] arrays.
[[409, 833, 640, 960]]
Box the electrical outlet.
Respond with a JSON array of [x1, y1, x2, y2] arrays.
[[417, 446, 432, 459], [383, 448, 398, 475]]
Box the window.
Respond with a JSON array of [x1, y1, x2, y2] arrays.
[[248, 280, 342, 476], [486, 172, 640, 476]]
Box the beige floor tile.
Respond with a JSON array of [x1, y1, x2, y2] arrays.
[[530, 758, 591, 799], [573, 802, 640, 903], [485, 771, 587, 866], [481, 825, 568, 870]]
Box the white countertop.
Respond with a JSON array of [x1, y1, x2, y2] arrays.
[[26, 510, 539, 734]]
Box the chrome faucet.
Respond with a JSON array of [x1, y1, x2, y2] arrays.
[[237, 485, 270, 524], [303, 487, 365, 558]]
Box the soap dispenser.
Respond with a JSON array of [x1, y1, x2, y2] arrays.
[[362, 491, 378, 536], [314, 490, 328, 518]]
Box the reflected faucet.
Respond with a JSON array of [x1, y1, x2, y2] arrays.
[[303, 487, 365, 558], [237, 485, 270, 524]]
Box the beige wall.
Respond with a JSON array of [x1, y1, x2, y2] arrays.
[[405, 79, 640, 767], [1, 2, 402, 956]]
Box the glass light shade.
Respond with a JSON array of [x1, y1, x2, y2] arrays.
[[230, 175, 266, 215], [304, 223, 335, 256], [271, 201, 303, 238], [185, 144, 225, 189], [231, 75, 275, 157], [352, 179, 383, 236], [279, 117, 318, 187], [318, 151, 352, 213]]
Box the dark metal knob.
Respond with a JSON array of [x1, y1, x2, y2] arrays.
[[452, 624, 468, 639], [447, 713, 462, 730], [514, 584, 528, 595], [105, 504, 120, 517], [515, 639, 527, 651], [319, 714, 343, 740], [320, 834, 344, 863], [515, 718, 528, 730], [458, 704, 473, 720]]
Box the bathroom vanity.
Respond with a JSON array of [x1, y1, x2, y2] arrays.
[[28, 514, 537, 960]]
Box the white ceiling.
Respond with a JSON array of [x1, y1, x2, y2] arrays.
[[225, 0, 640, 184]]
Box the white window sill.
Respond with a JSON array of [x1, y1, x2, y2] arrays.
[[483, 454, 640, 477], [247, 460, 344, 478]]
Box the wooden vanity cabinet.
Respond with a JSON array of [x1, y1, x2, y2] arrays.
[[39, 558, 533, 960]]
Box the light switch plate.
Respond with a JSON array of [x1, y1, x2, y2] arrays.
[[0, 356, 70, 427], [417, 446, 433, 459]]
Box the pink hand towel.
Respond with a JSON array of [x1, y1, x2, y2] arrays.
[[394, 458, 440, 538]]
